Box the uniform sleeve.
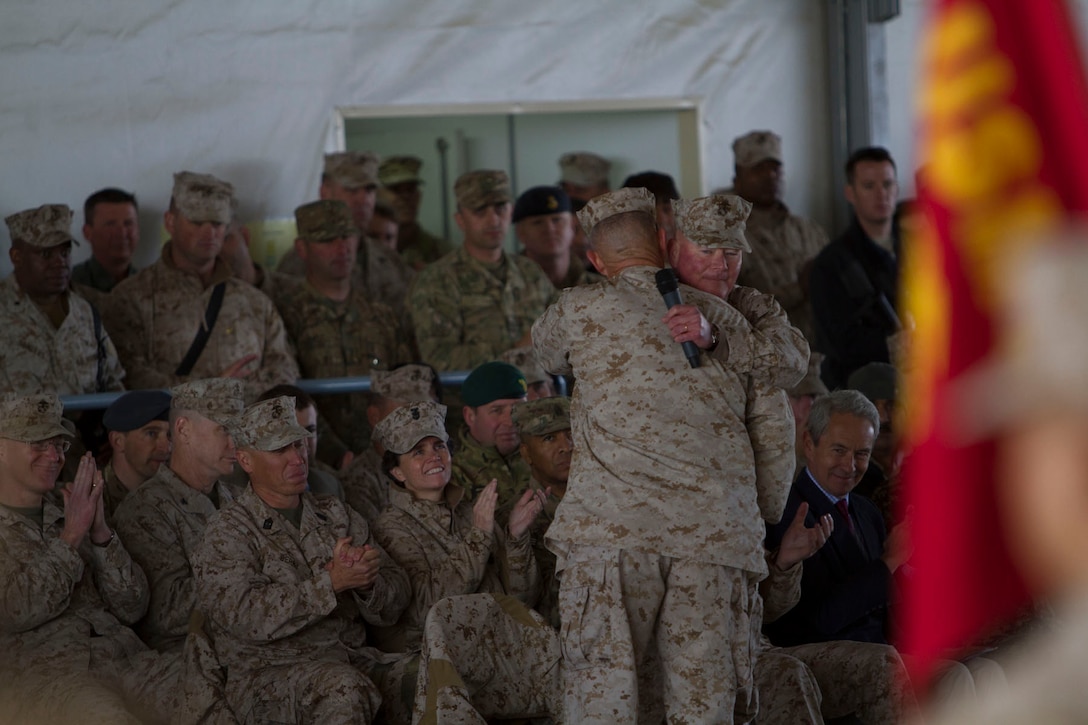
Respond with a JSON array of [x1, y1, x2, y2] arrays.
[[745, 384, 796, 524], [760, 552, 802, 624], [497, 525, 540, 607], [729, 286, 809, 385], [698, 289, 807, 389], [244, 293, 300, 395], [114, 498, 197, 639], [0, 529, 85, 633], [531, 295, 573, 377], [345, 507, 411, 627], [373, 510, 494, 630], [86, 533, 150, 625], [409, 265, 490, 371], [192, 514, 339, 643], [105, 282, 176, 391]]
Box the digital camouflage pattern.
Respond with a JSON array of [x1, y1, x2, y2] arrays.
[[559, 152, 611, 188], [234, 395, 311, 451], [0, 392, 73, 440], [0, 500, 180, 720], [450, 425, 532, 521], [526, 475, 561, 630], [413, 593, 562, 724], [105, 247, 299, 398], [294, 199, 355, 242], [340, 445, 390, 524], [324, 151, 380, 189], [379, 155, 423, 187], [101, 462, 129, 526], [371, 363, 438, 403], [269, 274, 410, 455], [371, 482, 538, 654], [675, 194, 754, 252], [274, 235, 417, 341], [511, 396, 570, 437], [453, 170, 511, 210], [372, 400, 448, 456], [4, 203, 79, 248], [171, 171, 233, 224], [192, 486, 416, 723], [501, 345, 550, 386], [533, 266, 805, 571], [558, 546, 762, 723], [397, 222, 454, 270], [171, 377, 245, 427], [732, 130, 784, 167], [574, 186, 654, 238], [555, 253, 603, 288], [408, 245, 556, 371], [737, 202, 829, 343], [0, 277, 125, 395], [113, 466, 237, 652]]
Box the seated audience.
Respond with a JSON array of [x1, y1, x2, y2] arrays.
[[100, 389, 172, 522]]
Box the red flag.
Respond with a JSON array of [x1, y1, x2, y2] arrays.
[[900, 0, 1088, 683]]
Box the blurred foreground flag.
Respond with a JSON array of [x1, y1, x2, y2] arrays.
[[900, 0, 1088, 683]]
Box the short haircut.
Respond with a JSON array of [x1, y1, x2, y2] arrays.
[[621, 171, 680, 204], [806, 389, 880, 444], [257, 384, 315, 410], [845, 147, 896, 183], [587, 210, 657, 254], [84, 188, 138, 225]]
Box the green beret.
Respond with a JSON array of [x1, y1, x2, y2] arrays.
[[461, 361, 528, 407]]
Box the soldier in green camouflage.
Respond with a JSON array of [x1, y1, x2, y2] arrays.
[[379, 155, 453, 270], [269, 199, 412, 461], [450, 362, 532, 522], [408, 169, 556, 372], [277, 152, 417, 331]]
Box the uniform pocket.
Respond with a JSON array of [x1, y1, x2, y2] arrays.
[[557, 556, 617, 671]]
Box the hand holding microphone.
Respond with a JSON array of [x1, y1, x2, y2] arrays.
[[656, 267, 716, 368]]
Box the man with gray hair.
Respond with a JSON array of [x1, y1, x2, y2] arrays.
[[105, 171, 299, 396], [534, 186, 806, 723], [114, 378, 246, 653], [0, 393, 179, 721]]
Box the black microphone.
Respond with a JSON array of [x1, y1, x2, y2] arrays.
[[655, 267, 701, 369]]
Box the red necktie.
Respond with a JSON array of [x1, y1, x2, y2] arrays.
[[835, 499, 855, 535]]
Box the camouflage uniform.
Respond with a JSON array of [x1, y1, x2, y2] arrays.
[[0, 202, 125, 394], [341, 445, 389, 523], [527, 475, 560, 629], [269, 274, 410, 453], [399, 222, 453, 271], [71, 256, 134, 293], [191, 485, 416, 723], [276, 235, 417, 330], [114, 467, 237, 653], [101, 461, 129, 525], [409, 245, 556, 371], [371, 482, 538, 654], [0, 498, 179, 720], [450, 425, 532, 516], [533, 188, 806, 724], [105, 247, 299, 397], [557, 254, 603, 288]]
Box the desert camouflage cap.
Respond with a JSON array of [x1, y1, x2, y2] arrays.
[[171, 378, 245, 429], [576, 187, 656, 239], [324, 151, 380, 189], [733, 130, 783, 167], [371, 365, 437, 403], [0, 394, 73, 443], [294, 199, 356, 242], [4, 204, 80, 249], [788, 352, 829, 398], [373, 401, 449, 455], [235, 395, 313, 451], [500, 346, 549, 386], [512, 396, 571, 437], [379, 156, 424, 187], [559, 152, 611, 187], [454, 170, 511, 210], [675, 195, 753, 252], [172, 171, 234, 224]]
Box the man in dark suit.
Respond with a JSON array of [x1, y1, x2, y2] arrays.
[[764, 389, 911, 647]]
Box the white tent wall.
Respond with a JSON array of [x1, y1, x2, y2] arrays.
[[0, 0, 832, 276]]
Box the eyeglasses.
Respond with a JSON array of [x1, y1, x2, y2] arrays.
[[29, 438, 71, 454]]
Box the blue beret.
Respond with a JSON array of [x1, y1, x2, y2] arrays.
[[462, 362, 528, 407], [103, 390, 172, 432], [513, 186, 572, 223]]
